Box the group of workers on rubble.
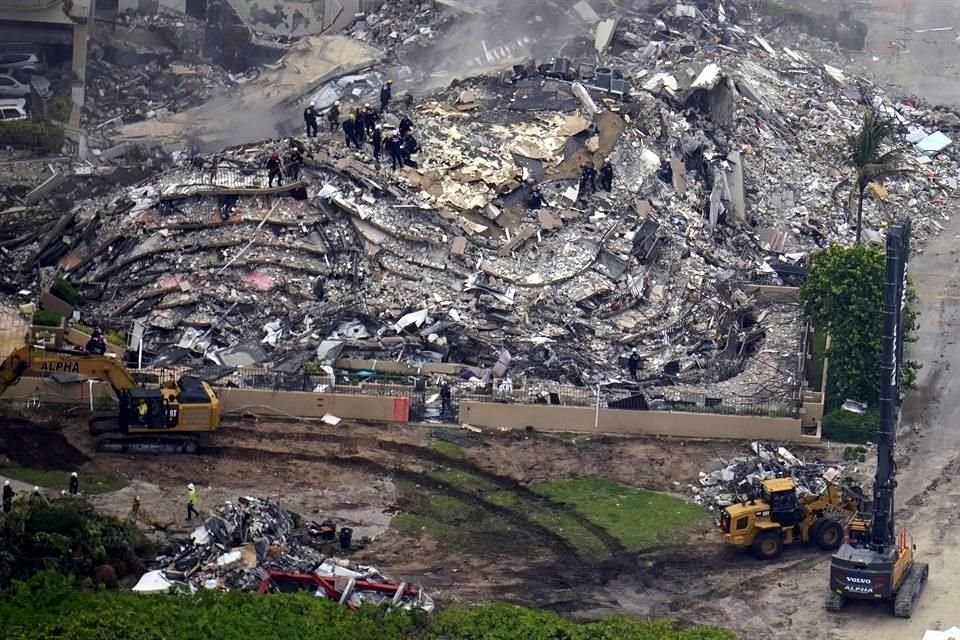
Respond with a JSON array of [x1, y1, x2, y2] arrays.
[[269, 78, 618, 204]]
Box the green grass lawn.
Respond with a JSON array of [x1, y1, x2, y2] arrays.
[[533, 478, 707, 550], [429, 439, 466, 459], [0, 468, 126, 495]]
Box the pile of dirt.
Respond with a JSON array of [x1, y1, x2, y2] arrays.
[[0, 419, 90, 470]]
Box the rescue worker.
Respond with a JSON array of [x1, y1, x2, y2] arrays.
[[68, 471, 79, 496], [600, 159, 614, 191], [352, 108, 367, 143], [342, 114, 358, 148], [439, 381, 452, 418], [85, 327, 106, 356], [528, 185, 545, 210], [327, 101, 340, 132], [30, 486, 43, 503], [579, 163, 596, 197], [130, 495, 141, 522], [303, 101, 319, 138], [361, 103, 379, 136], [387, 133, 404, 171], [266, 152, 283, 187], [137, 399, 149, 424], [186, 483, 199, 521], [627, 348, 641, 381], [380, 79, 393, 111], [398, 115, 414, 136], [2, 480, 13, 514], [403, 93, 414, 111], [371, 124, 383, 164], [288, 146, 304, 181], [400, 131, 419, 167]]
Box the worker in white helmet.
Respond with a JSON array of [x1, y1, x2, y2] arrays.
[[304, 101, 320, 138], [69, 471, 79, 496], [2, 480, 13, 513], [327, 100, 341, 132]]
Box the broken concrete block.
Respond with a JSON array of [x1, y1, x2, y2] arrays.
[[595, 18, 618, 54], [573, 0, 600, 23], [867, 182, 888, 201], [670, 155, 687, 193], [726, 151, 746, 223], [538, 210, 562, 230], [451, 236, 467, 256]]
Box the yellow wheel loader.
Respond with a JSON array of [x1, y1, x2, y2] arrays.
[[719, 476, 865, 560]]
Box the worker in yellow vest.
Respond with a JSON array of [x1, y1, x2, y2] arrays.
[[186, 483, 199, 521]]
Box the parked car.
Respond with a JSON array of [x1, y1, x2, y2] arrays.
[[0, 71, 50, 99], [0, 98, 28, 122], [0, 52, 45, 75]]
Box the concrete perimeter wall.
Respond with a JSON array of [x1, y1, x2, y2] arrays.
[[460, 401, 818, 443], [2, 377, 818, 443], [1, 378, 409, 423]]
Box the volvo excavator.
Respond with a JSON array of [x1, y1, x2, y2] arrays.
[[826, 219, 928, 617], [0, 343, 220, 453]]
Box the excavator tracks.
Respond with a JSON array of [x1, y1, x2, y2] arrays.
[[893, 562, 928, 618], [825, 589, 845, 612]]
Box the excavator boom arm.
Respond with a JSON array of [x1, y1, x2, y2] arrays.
[[0, 345, 138, 397]]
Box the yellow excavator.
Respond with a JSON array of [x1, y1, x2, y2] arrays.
[[719, 476, 866, 560], [0, 344, 220, 453]]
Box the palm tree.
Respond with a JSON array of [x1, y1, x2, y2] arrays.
[[847, 111, 909, 244]]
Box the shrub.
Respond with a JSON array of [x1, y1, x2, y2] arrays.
[[32, 310, 62, 327], [0, 120, 64, 153], [48, 93, 71, 122], [822, 409, 879, 444], [105, 330, 126, 348], [51, 276, 80, 306]]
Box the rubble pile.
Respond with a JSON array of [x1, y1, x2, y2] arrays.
[[4, 1, 960, 411], [139, 496, 432, 611], [84, 12, 265, 129], [347, 0, 449, 56], [693, 442, 856, 512]]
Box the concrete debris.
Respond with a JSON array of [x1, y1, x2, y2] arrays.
[[693, 442, 854, 511], [144, 495, 432, 612]]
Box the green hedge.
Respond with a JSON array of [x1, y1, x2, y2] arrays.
[[0, 573, 735, 640], [32, 310, 63, 327], [822, 409, 879, 444], [51, 276, 80, 306], [0, 120, 64, 153]]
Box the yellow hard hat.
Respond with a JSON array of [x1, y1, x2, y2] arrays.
[[387, 79, 393, 84], [349, 113, 355, 119]]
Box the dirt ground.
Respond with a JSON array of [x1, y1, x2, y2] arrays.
[[0, 406, 863, 638]]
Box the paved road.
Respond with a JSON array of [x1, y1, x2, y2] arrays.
[[860, 0, 960, 106]]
